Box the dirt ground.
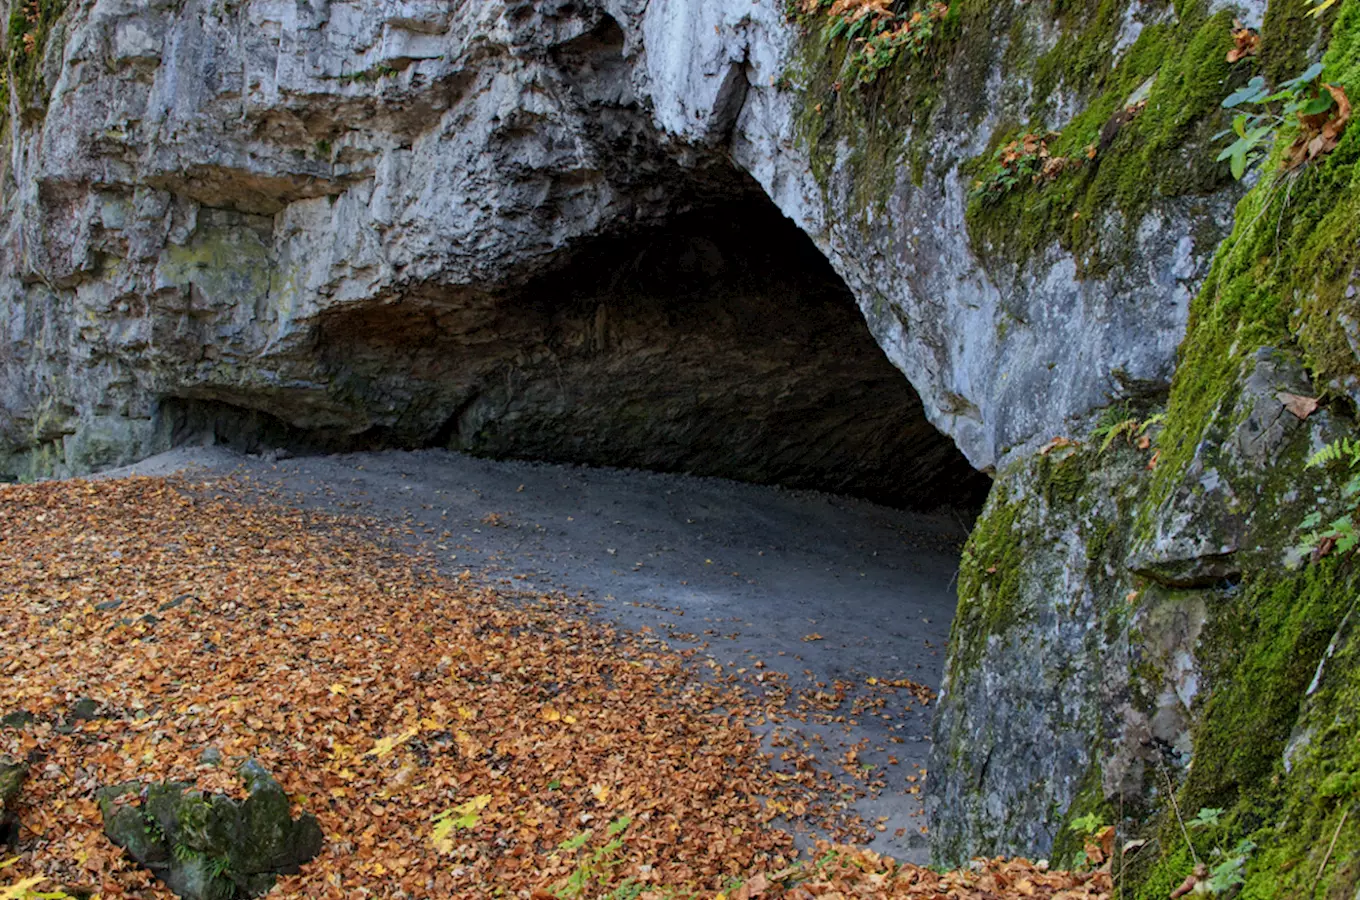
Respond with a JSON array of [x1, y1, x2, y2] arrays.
[[102, 446, 976, 864]]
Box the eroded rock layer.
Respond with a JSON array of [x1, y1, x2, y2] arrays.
[[159, 200, 990, 507]]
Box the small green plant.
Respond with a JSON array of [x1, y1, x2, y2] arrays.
[[1205, 838, 1257, 894], [1090, 410, 1163, 454], [1172, 808, 1256, 896], [1217, 63, 1336, 179], [806, 0, 951, 85], [1068, 811, 1105, 834], [336, 63, 398, 84], [1188, 807, 1224, 829], [1294, 438, 1360, 561], [551, 816, 634, 899]]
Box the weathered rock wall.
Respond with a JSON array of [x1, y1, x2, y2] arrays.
[[1, 0, 1245, 484], [929, 3, 1360, 892]]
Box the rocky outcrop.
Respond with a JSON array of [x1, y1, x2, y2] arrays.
[[99, 761, 324, 900], [0, 758, 26, 847], [929, 2, 1360, 890], [0, 0, 1246, 488]]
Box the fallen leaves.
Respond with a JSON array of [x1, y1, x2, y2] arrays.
[[726, 844, 1112, 900], [0, 477, 1109, 899], [1040, 436, 1081, 456], [1226, 20, 1260, 63], [1286, 82, 1351, 169], [0, 478, 801, 896]]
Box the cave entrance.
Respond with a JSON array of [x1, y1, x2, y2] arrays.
[[177, 191, 987, 511]]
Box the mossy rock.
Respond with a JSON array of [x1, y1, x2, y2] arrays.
[[98, 761, 323, 900], [0, 759, 27, 846]]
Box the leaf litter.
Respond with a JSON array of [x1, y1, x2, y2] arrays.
[[0, 477, 1108, 899]]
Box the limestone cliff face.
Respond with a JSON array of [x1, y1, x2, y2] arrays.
[[0, 0, 1239, 485]]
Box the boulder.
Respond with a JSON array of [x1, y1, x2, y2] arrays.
[[98, 761, 323, 900], [0, 759, 26, 846]]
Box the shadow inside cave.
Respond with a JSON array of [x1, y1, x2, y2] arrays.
[[162, 191, 988, 512]]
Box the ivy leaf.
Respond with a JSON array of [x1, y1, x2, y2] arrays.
[[1299, 93, 1337, 117], [1280, 62, 1326, 92], [1223, 75, 1267, 108]]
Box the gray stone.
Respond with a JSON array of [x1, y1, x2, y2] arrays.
[[69, 697, 101, 721], [0, 0, 1237, 486], [98, 761, 323, 900], [0, 759, 27, 846], [0, 711, 36, 730]]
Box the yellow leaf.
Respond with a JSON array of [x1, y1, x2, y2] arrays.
[[369, 724, 420, 758], [431, 815, 456, 854], [457, 706, 476, 720], [591, 784, 610, 804], [1, 875, 48, 900], [454, 730, 481, 758], [432, 795, 493, 853], [563, 714, 578, 725], [328, 683, 348, 695], [540, 706, 561, 722], [455, 794, 492, 816]]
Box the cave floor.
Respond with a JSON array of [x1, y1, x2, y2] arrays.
[[108, 446, 972, 863]]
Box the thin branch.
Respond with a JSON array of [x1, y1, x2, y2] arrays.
[[1315, 807, 1350, 885], [1154, 753, 1199, 867]]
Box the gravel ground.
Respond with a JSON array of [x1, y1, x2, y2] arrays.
[[99, 446, 975, 863]]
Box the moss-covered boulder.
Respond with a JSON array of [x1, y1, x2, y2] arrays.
[[0, 758, 26, 846], [97, 761, 323, 900]]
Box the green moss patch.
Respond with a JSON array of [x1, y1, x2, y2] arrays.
[[6, 0, 67, 113], [1151, 0, 1360, 513], [965, 4, 1239, 276]]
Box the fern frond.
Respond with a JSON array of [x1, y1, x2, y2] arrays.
[[1308, 437, 1360, 468], [1097, 419, 1139, 454]]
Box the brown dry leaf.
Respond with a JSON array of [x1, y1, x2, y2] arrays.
[[1041, 435, 1080, 456], [1226, 21, 1260, 62], [1277, 391, 1320, 420], [1287, 83, 1352, 168], [1170, 863, 1208, 898]]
